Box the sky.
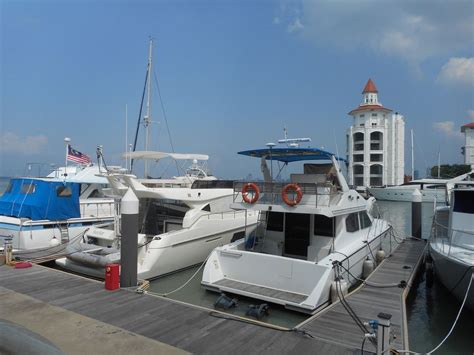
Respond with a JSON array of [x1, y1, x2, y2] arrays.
[[1, 0, 473, 179]]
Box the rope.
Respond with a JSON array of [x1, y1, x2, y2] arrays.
[[396, 272, 474, 354], [147, 253, 211, 297]]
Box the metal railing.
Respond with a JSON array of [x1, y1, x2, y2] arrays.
[[431, 210, 474, 256], [233, 181, 339, 208]]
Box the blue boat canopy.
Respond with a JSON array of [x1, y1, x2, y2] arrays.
[[238, 147, 345, 163], [0, 178, 81, 221]]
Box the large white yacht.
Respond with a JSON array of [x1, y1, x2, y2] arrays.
[[368, 179, 448, 203], [429, 175, 474, 312], [0, 164, 114, 252], [55, 157, 259, 280], [201, 145, 391, 314]]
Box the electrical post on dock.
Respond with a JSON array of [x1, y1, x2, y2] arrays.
[[376, 312, 392, 355], [411, 189, 422, 239], [120, 187, 139, 288]]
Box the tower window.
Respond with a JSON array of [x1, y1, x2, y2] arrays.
[[360, 114, 365, 118]]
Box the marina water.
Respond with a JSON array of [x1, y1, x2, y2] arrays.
[[0, 178, 472, 353]]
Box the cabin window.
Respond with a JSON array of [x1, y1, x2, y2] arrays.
[[314, 215, 334, 237], [267, 211, 284, 232], [4, 182, 13, 194], [202, 204, 211, 212], [359, 211, 372, 229], [346, 213, 359, 232], [453, 191, 474, 214], [21, 183, 36, 194], [57, 186, 73, 197], [89, 189, 104, 198]]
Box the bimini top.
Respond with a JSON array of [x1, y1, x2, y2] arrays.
[[123, 151, 209, 161], [238, 147, 345, 163], [0, 178, 80, 221]]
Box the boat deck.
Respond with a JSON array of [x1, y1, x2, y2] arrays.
[[297, 238, 426, 353], [0, 238, 425, 354], [214, 278, 308, 304]]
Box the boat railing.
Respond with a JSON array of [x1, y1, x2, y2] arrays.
[[432, 213, 474, 255], [189, 210, 249, 227], [79, 199, 115, 218], [232, 181, 338, 208]]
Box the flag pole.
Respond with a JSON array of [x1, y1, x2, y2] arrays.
[[64, 137, 71, 179]]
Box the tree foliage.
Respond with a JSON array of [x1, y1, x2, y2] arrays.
[[430, 164, 471, 178]]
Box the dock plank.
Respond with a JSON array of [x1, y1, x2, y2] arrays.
[[0, 237, 425, 354]]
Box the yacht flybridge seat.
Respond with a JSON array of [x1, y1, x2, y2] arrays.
[[202, 145, 391, 314]]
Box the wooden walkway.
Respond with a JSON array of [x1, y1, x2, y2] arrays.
[[297, 238, 426, 353], [0, 238, 425, 354]]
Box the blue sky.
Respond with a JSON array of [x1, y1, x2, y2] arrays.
[[1, 0, 473, 178]]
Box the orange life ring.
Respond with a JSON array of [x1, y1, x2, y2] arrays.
[[282, 183, 303, 206], [242, 183, 260, 204]]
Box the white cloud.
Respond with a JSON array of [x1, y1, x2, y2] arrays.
[[0, 132, 48, 155], [437, 57, 474, 86], [287, 18, 304, 33], [273, 17, 280, 25], [274, 0, 473, 68], [433, 121, 463, 138], [468, 110, 474, 120]]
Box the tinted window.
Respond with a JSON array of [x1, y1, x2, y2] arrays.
[[314, 214, 334, 237], [202, 204, 211, 212], [191, 180, 234, 189], [346, 213, 359, 232], [21, 183, 35, 194], [453, 191, 474, 214], [267, 211, 284, 232], [57, 186, 72, 197], [359, 211, 372, 229]]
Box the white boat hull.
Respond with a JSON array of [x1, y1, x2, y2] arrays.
[[202, 223, 389, 314], [368, 186, 445, 202], [430, 242, 474, 312]]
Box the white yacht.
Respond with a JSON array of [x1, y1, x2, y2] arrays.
[[55, 159, 259, 280], [368, 179, 448, 203], [429, 175, 474, 312], [201, 145, 391, 314], [0, 164, 114, 252]]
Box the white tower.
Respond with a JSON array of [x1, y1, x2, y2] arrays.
[[346, 79, 405, 189], [461, 122, 474, 167]]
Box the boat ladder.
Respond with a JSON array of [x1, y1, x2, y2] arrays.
[[252, 211, 268, 250], [58, 225, 70, 243]]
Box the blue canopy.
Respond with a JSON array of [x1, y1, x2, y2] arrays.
[[238, 147, 345, 163], [0, 178, 81, 221]]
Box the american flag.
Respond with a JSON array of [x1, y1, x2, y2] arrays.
[[67, 145, 92, 164]]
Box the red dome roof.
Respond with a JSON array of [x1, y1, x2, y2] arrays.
[[362, 78, 378, 93]]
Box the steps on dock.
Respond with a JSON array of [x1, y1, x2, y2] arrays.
[[214, 278, 308, 304]]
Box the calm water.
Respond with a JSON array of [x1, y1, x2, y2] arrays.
[[149, 200, 473, 353]]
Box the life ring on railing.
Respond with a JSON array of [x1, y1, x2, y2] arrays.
[[282, 183, 303, 206], [242, 183, 260, 204]]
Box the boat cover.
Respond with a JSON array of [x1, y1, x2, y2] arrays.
[[238, 147, 345, 163], [0, 178, 80, 221]]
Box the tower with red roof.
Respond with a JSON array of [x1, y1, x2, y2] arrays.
[[346, 79, 405, 188]]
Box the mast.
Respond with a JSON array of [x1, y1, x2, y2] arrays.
[[411, 129, 414, 180], [144, 38, 153, 178], [437, 150, 441, 178]]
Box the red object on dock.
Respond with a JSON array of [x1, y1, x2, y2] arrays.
[[14, 262, 32, 269], [105, 264, 120, 290]]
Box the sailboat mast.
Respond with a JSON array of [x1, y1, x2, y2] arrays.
[[144, 38, 153, 177], [437, 151, 441, 178], [411, 129, 414, 180]]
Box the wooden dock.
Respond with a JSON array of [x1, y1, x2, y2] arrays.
[[297, 238, 426, 353], [0, 238, 425, 354]]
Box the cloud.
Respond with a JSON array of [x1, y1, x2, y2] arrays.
[[468, 110, 474, 120], [0, 132, 48, 155], [433, 121, 463, 138], [274, 0, 473, 68], [287, 18, 304, 33], [273, 17, 280, 25], [437, 57, 474, 86]]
